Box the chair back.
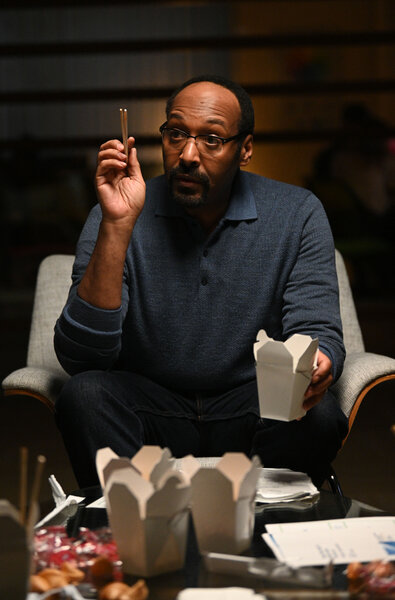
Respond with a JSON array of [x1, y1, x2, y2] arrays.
[[27, 254, 74, 374], [335, 249, 365, 353]]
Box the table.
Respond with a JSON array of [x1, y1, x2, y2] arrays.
[[67, 487, 386, 599]]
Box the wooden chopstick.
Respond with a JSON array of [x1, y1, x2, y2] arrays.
[[26, 454, 46, 531], [120, 108, 128, 157]]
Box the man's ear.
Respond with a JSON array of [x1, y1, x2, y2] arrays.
[[239, 134, 253, 166]]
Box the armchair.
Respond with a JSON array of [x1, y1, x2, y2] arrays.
[[2, 254, 73, 411], [331, 250, 395, 444], [2, 251, 394, 469]]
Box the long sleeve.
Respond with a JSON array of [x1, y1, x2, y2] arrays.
[[281, 193, 345, 382], [54, 204, 129, 375]]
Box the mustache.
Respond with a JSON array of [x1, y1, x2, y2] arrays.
[[168, 166, 210, 187]]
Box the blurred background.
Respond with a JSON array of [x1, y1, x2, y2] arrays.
[[1, 0, 394, 512]]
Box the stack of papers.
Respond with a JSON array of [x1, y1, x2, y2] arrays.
[[263, 516, 395, 567], [255, 468, 319, 508]]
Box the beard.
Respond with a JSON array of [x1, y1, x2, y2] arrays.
[[167, 166, 210, 208]]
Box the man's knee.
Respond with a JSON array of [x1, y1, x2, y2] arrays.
[[55, 370, 112, 426], [307, 391, 348, 448], [251, 391, 348, 475]]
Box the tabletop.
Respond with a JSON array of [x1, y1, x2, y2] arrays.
[[64, 487, 386, 599]]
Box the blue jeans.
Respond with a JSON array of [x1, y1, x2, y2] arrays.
[[55, 370, 348, 488]]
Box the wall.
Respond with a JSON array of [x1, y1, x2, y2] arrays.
[[0, 0, 394, 298], [230, 0, 395, 185]]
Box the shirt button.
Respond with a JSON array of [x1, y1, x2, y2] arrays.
[[201, 277, 208, 286]]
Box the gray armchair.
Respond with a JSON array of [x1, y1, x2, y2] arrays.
[[332, 250, 395, 443], [2, 254, 73, 411], [2, 252, 395, 440]]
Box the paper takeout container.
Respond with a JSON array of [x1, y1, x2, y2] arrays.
[[96, 446, 191, 577], [0, 500, 30, 600], [254, 329, 319, 421], [179, 453, 261, 555]]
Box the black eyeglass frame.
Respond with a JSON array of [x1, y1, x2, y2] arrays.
[[159, 122, 249, 148]]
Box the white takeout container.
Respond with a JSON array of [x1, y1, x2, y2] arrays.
[[96, 446, 191, 577], [0, 500, 30, 600], [254, 329, 319, 421], [179, 453, 261, 554]]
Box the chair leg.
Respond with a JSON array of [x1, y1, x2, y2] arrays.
[[327, 465, 344, 497]]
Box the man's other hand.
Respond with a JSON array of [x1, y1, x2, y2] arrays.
[[302, 350, 333, 412]]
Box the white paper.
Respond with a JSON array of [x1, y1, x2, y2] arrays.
[[255, 468, 318, 502], [34, 495, 85, 529], [48, 474, 67, 506], [264, 516, 395, 567], [177, 588, 267, 600], [86, 496, 106, 509]]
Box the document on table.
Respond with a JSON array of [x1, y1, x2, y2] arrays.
[[255, 468, 319, 504], [263, 516, 395, 567]]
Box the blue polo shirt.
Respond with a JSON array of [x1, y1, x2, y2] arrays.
[[55, 170, 344, 408]]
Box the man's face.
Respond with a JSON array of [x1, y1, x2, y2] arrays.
[[162, 82, 250, 210]]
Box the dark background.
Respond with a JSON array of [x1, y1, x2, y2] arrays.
[[1, 0, 394, 513]]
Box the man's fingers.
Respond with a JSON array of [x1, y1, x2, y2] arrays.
[[305, 373, 332, 398], [303, 394, 323, 412], [99, 139, 125, 151], [311, 361, 328, 382], [97, 157, 127, 173], [127, 146, 144, 181]]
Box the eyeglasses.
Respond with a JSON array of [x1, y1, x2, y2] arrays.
[[159, 122, 248, 157]]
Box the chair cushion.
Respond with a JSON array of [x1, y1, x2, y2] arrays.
[[2, 366, 70, 407], [332, 352, 395, 417]]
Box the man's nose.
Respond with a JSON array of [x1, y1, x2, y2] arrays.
[[179, 138, 200, 166]]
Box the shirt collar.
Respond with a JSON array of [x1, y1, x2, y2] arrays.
[[224, 170, 257, 221], [155, 170, 257, 222]]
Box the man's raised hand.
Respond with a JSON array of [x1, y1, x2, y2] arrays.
[[95, 137, 146, 226]]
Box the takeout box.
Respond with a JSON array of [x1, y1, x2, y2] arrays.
[[254, 329, 319, 421], [179, 453, 261, 555], [96, 446, 191, 577], [0, 500, 30, 600]]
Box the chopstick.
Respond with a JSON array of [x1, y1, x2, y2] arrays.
[[120, 107, 128, 158], [26, 454, 46, 532], [19, 446, 28, 525]]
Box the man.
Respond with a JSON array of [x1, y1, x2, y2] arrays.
[[54, 75, 348, 488]]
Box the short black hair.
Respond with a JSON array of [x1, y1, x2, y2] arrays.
[[166, 74, 255, 136]]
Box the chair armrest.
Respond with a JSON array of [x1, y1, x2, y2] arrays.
[[2, 367, 70, 411], [332, 352, 395, 419]]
